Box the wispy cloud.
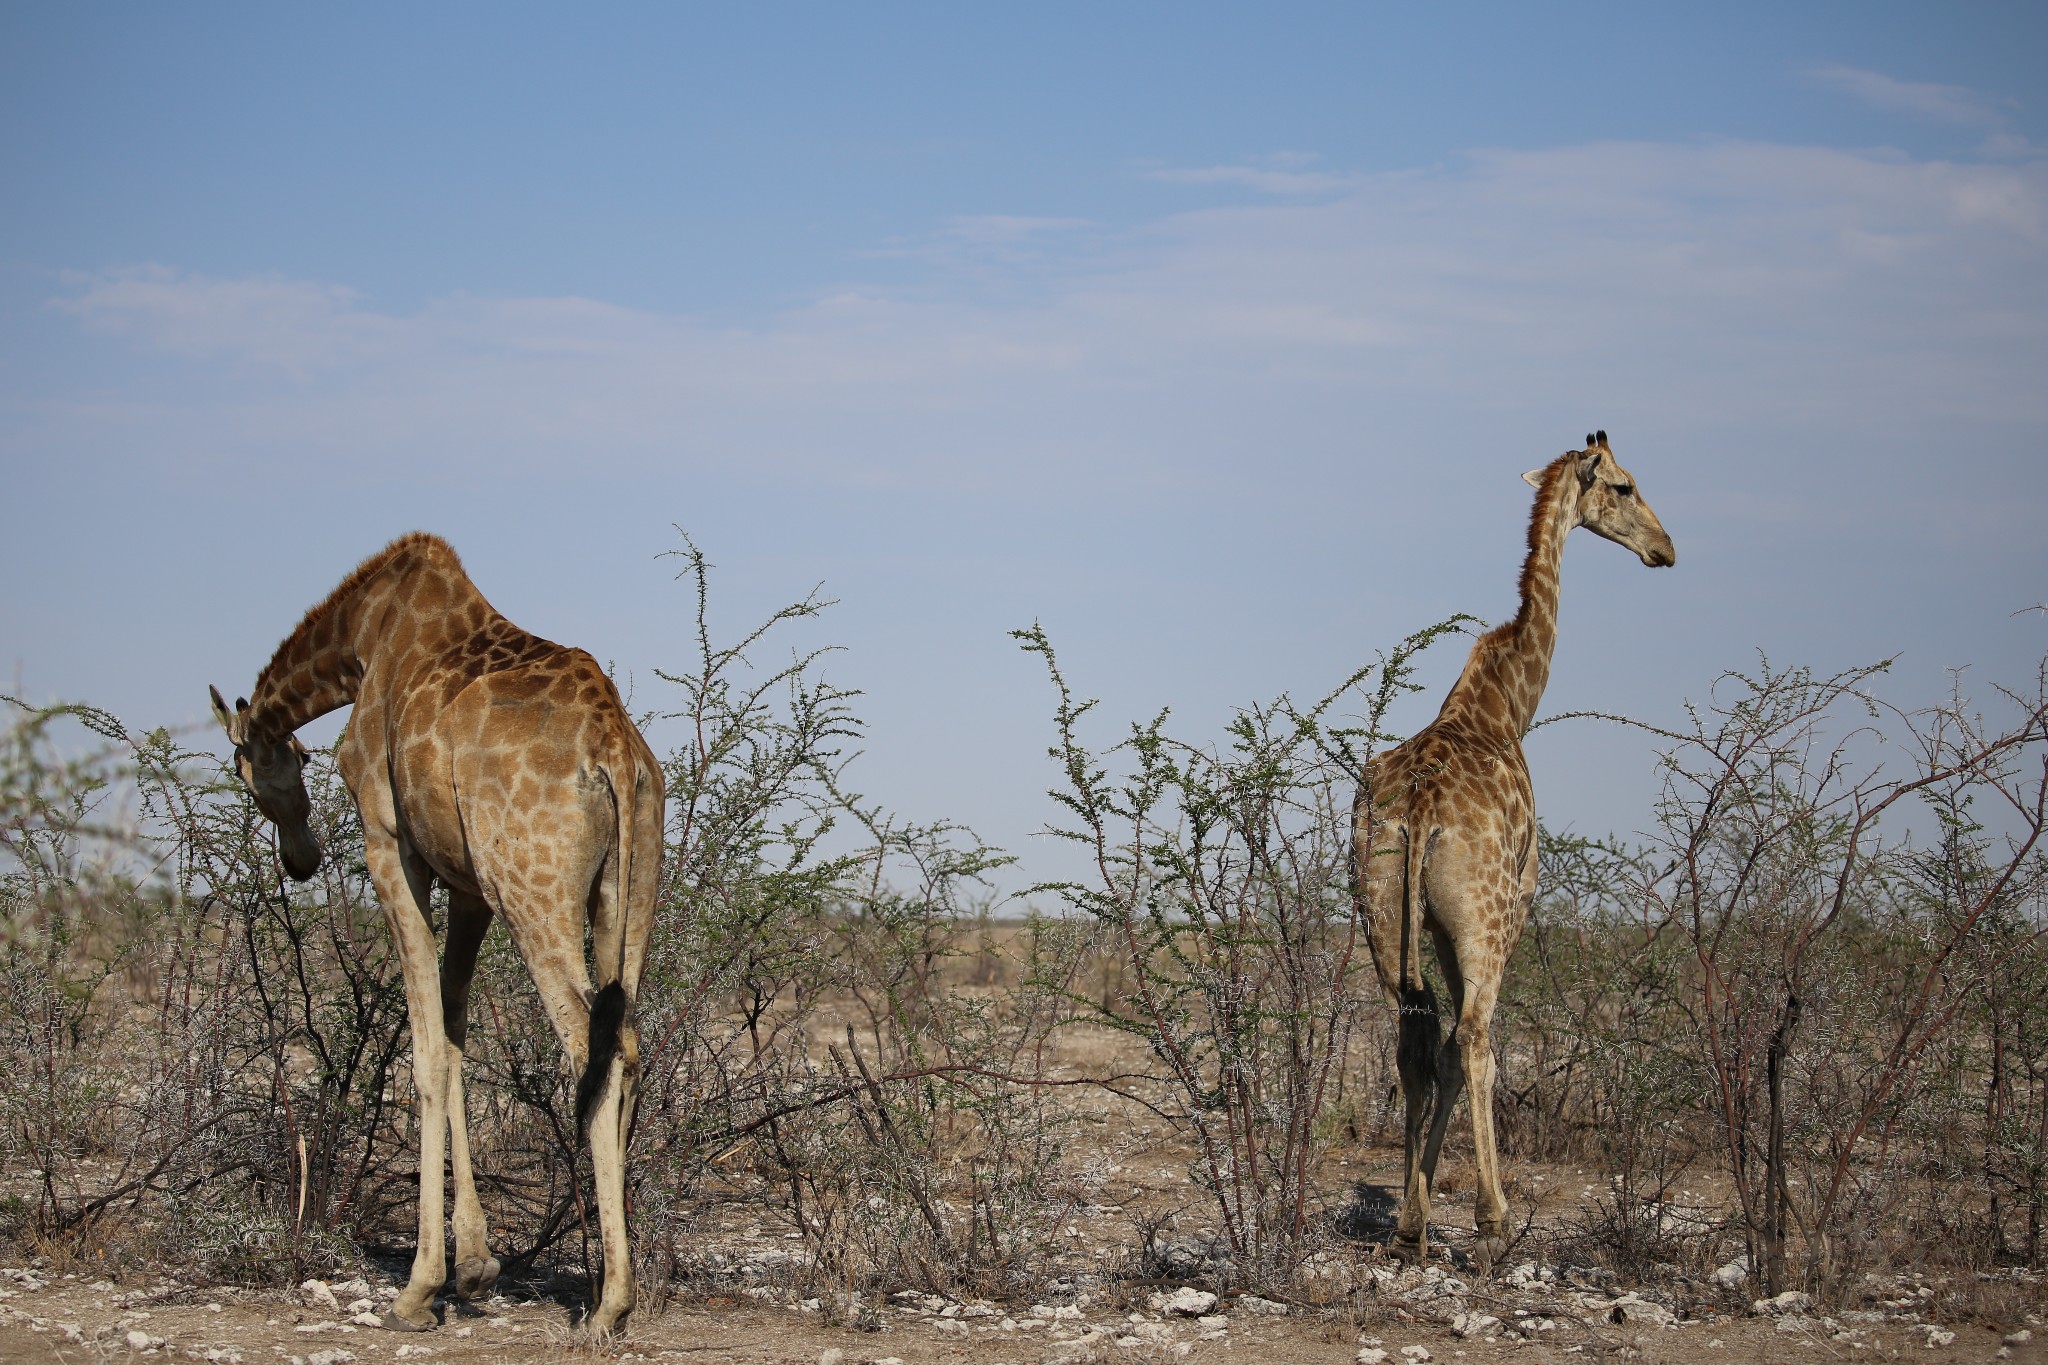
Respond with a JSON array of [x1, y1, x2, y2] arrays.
[[942, 215, 1092, 245], [31, 140, 2048, 496], [1808, 64, 2036, 158], [1809, 65, 2007, 126], [1145, 153, 1358, 196]]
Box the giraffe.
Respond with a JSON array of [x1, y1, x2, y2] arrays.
[[209, 532, 663, 1336], [1352, 431, 1673, 1267]]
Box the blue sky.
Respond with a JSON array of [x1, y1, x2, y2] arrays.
[[4, 3, 2045, 893]]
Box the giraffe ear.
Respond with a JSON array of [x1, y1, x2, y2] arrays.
[[1522, 468, 1545, 489], [208, 685, 245, 744]]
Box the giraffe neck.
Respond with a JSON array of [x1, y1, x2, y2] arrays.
[[1438, 453, 1581, 739], [245, 533, 469, 738]]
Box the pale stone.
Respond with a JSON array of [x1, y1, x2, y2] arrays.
[[1451, 1312, 1500, 1338], [1150, 1286, 1218, 1317], [1609, 1294, 1676, 1327], [1711, 1257, 1749, 1291]]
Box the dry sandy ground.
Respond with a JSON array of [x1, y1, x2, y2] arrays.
[[0, 1261, 2036, 1365]]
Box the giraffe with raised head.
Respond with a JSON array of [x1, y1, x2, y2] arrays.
[[210, 532, 663, 1336], [1354, 431, 1674, 1267]]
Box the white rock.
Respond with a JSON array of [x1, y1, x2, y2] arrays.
[[1923, 1326, 1956, 1348], [818, 1350, 845, 1365], [126, 1330, 152, 1350], [1401, 1347, 1432, 1362], [1776, 1315, 1821, 1334], [1753, 1290, 1813, 1317], [393, 1349, 435, 1360], [1356, 1351, 1389, 1365], [1710, 1257, 1749, 1291], [1041, 1329, 1113, 1365], [348, 1313, 381, 1328], [1197, 1313, 1229, 1328], [2006, 1330, 2034, 1345], [1451, 1312, 1500, 1338], [1237, 1294, 1287, 1315], [1150, 1286, 1219, 1317], [300, 1280, 341, 1311], [932, 1318, 970, 1336], [307, 1352, 357, 1365], [1609, 1294, 1676, 1327]]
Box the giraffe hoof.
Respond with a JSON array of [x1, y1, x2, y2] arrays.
[[454, 1256, 500, 1299], [1388, 1234, 1427, 1264], [380, 1307, 437, 1332], [1473, 1235, 1509, 1275], [580, 1311, 629, 1341]]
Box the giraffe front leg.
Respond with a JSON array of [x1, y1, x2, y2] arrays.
[[442, 893, 500, 1301], [368, 841, 452, 1332]]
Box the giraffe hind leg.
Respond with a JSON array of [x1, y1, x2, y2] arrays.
[[441, 892, 501, 1302]]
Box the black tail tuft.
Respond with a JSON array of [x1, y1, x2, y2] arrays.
[[1396, 983, 1442, 1104], [575, 982, 628, 1141]]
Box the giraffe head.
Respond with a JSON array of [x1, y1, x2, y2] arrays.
[[1525, 430, 1675, 568], [209, 684, 322, 880]]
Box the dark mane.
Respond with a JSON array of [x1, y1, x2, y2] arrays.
[[1512, 451, 1577, 631], [258, 532, 459, 686]]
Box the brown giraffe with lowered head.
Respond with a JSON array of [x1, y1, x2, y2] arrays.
[[210, 532, 663, 1336], [1353, 431, 1673, 1267]]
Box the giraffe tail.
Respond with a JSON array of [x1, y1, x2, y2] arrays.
[[575, 748, 643, 1141], [575, 981, 627, 1140], [1395, 822, 1442, 1111], [1401, 823, 1432, 995]]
